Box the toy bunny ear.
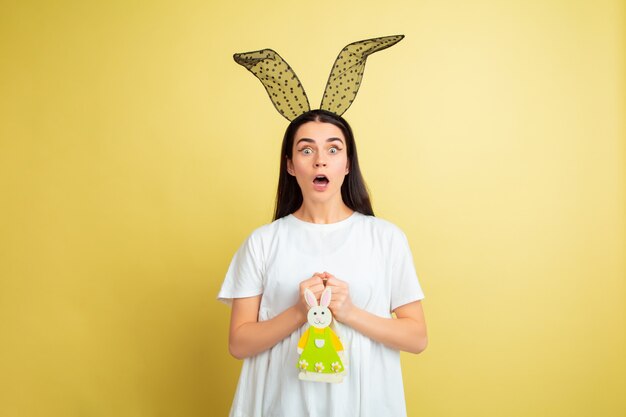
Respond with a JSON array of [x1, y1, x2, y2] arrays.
[[304, 288, 318, 308], [320, 35, 404, 116], [233, 49, 311, 121], [320, 287, 332, 308]]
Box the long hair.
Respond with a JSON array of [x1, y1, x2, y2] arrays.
[[273, 109, 374, 220]]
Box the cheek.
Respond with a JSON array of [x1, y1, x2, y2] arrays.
[[293, 157, 305, 169], [331, 156, 349, 174], [290, 159, 308, 178]]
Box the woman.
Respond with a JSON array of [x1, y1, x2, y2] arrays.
[[218, 109, 428, 417]]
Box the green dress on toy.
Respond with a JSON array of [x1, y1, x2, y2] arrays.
[[298, 327, 344, 373]]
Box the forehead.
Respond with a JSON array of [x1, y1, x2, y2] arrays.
[[294, 121, 345, 142]]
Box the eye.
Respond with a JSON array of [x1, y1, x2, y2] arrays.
[[313, 312, 317, 315], [329, 147, 339, 154], [321, 311, 325, 314], [301, 147, 313, 155]]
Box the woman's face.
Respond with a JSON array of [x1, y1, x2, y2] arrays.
[[287, 121, 350, 205]]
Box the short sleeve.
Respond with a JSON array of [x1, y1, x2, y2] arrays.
[[390, 229, 425, 311], [217, 232, 265, 305]]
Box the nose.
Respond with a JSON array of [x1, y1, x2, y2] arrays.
[[314, 156, 327, 168]]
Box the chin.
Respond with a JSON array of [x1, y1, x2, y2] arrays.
[[313, 185, 341, 196], [307, 193, 338, 204]]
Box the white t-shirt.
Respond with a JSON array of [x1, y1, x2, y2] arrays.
[[218, 211, 425, 417]]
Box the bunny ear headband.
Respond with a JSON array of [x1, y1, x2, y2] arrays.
[[233, 35, 404, 121]]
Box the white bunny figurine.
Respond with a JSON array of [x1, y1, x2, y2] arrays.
[[297, 286, 346, 383]]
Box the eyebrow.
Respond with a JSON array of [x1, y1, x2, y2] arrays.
[[295, 137, 345, 146]]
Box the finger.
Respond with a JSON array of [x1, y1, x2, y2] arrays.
[[328, 303, 343, 315], [314, 272, 328, 282], [309, 279, 328, 291], [329, 301, 341, 310], [306, 284, 326, 295], [301, 276, 323, 287], [325, 285, 349, 301], [329, 294, 346, 304], [325, 277, 346, 288]]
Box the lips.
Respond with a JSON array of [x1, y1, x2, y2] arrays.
[[313, 175, 329, 191], [313, 175, 329, 185]]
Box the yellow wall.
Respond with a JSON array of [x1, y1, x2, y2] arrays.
[[1, 0, 624, 416]]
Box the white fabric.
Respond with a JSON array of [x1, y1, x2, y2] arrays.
[[218, 212, 425, 417]]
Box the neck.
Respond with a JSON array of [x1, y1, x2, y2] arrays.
[[292, 201, 354, 224]]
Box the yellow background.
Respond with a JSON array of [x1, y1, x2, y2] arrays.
[[1, 0, 624, 416]]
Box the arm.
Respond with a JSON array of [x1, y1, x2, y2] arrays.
[[229, 296, 305, 359], [344, 300, 427, 354], [325, 275, 428, 354], [228, 275, 326, 359]]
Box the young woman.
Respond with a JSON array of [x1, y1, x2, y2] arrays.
[[218, 109, 427, 417]]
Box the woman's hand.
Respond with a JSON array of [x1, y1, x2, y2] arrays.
[[228, 273, 326, 360], [297, 273, 326, 318], [322, 273, 355, 323], [322, 272, 428, 353]]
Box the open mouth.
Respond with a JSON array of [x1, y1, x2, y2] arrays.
[[313, 175, 329, 186]]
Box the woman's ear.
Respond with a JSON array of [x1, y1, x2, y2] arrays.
[[345, 159, 350, 175], [287, 158, 295, 176]]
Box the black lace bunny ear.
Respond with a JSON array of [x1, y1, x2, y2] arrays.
[[320, 35, 404, 116], [233, 49, 311, 121]]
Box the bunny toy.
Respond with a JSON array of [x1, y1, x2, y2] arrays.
[[297, 287, 346, 383]]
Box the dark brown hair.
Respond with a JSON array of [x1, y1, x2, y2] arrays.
[[273, 109, 374, 220]]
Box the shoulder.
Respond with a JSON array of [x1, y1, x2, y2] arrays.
[[354, 213, 408, 242], [250, 215, 291, 236], [242, 216, 291, 246]]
